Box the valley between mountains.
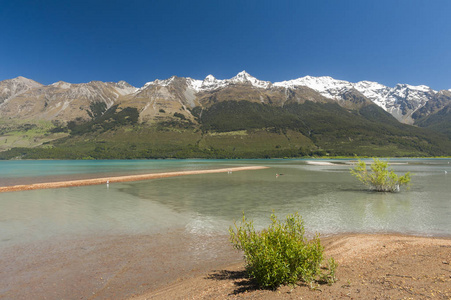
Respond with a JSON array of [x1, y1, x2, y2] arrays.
[[1, 71, 450, 159]]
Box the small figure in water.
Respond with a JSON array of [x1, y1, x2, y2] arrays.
[[107, 180, 110, 188]]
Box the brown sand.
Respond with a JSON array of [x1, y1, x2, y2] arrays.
[[0, 231, 242, 300], [131, 234, 451, 300], [0, 166, 268, 193], [2, 233, 450, 299], [3, 166, 449, 299]]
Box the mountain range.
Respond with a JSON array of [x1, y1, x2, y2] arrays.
[[0, 71, 450, 159]]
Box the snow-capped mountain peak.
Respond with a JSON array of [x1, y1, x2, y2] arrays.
[[353, 80, 387, 91], [1, 73, 450, 126], [274, 75, 352, 99], [199, 74, 226, 90], [203, 74, 216, 83], [230, 70, 252, 82], [142, 76, 177, 89], [154, 76, 176, 87], [272, 75, 443, 123], [185, 71, 271, 92], [51, 71, 446, 124], [393, 83, 434, 93], [229, 70, 271, 89]]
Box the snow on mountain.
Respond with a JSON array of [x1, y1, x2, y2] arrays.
[[187, 71, 270, 92], [142, 76, 177, 89], [352, 81, 391, 107], [273, 75, 438, 122], [274, 76, 352, 99], [146, 71, 272, 93], [379, 84, 436, 122], [1, 73, 447, 124], [137, 71, 445, 123], [190, 74, 228, 91], [229, 71, 271, 89]]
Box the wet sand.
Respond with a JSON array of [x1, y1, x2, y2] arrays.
[[0, 166, 268, 193], [0, 230, 242, 300], [2, 164, 449, 298], [2, 233, 450, 299], [131, 234, 451, 300]]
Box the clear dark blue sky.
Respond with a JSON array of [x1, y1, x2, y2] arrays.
[[1, 0, 450, 90]]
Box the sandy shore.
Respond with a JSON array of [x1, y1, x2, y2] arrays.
[[2, 232, 450, 299], [0, 230, 243, 300], [131, 234, 451, 300], [0, 166, 268, 193]]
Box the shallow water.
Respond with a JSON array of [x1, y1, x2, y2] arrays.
[[1, 158, 450, 298], [1, 159, 450, 248]]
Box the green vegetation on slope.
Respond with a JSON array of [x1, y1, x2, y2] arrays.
[[415, 105, 451, 139], [1, 100, 450, 159], [193, 101, 304, 132], [67, 105, 139, 135], [0, 120, 68, 152]]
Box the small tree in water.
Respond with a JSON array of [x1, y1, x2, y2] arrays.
[[350, 158, 411, 192]]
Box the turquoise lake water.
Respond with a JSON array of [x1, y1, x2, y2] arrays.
[[1, 159, 450, 249]]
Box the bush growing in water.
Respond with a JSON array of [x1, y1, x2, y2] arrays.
[[350, 158, 411, 192], [229, 212, 336, 289]]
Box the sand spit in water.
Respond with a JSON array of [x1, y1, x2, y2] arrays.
[[305, 160, 408, 166], [305, 161, 342, 166], [0, 166, 268, 193]]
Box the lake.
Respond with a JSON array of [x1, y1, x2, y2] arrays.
[[0, 158, 450, 298]]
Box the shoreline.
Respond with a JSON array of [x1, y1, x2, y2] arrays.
[[2, 232, 450, 299], [129, 233, 451, 299], [0, 165, 268, 193]]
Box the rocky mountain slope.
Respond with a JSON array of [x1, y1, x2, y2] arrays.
[[274, 76, 440, 124], [0, 79, 137, 121], [0, 76, 43, 106], [1, 72, 450, 158], [1, 71, 449, 126]]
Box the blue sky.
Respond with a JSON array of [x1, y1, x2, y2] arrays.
[[1, 0, 451, 90]]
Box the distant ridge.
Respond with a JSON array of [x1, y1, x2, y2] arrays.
[[1, 71, 450, 159], [1, 72, 449, 125]]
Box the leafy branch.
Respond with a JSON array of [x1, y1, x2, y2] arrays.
[[350, 158, 411, 192]]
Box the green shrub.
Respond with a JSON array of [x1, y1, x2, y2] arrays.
[[173, 112, 186, 120], [229, 213, 336, 289], [350, 158, 411, 192]]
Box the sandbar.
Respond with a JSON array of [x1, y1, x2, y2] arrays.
[[305, 160, 341, 166], [0, 166, 268, 193]]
